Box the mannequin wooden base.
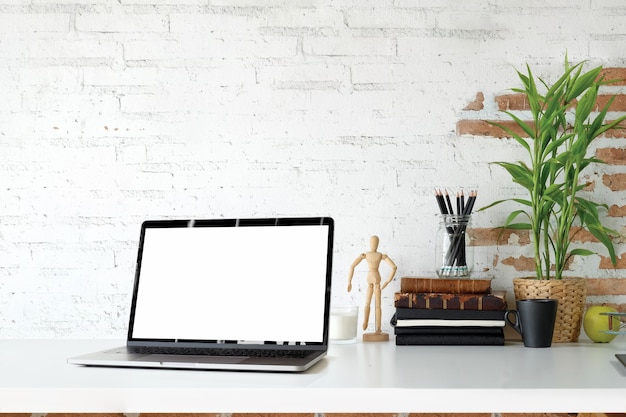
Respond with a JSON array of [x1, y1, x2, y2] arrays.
[[363, 332, 389, 342]]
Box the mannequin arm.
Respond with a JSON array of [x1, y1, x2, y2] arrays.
[[347, 254, 365, 292], [381, 255, 397, 290]]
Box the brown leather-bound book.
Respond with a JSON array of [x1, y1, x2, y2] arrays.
[[400, 277, 492, 294], [394, 290, 507, 311]]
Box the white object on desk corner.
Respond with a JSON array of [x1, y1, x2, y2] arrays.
[[329, 305, 358, 344]]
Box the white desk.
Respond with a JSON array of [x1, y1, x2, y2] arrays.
[[1, 339, 625, 413]]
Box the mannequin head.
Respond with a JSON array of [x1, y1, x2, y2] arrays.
[[370, 235, 379, 251]]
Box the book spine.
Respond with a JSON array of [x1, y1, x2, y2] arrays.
[[394, 318, 505, 327], [394, 292, 507, 311], [394, 326, 505, 336], [395, 307, 506, 321], [400, 277, 492, 294], [395, 332, 505, 346]]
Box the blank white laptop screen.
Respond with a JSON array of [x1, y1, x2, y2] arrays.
[[131, 224, 329, 343]]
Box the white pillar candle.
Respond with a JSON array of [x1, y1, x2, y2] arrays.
[[329, 306, 358, 343]]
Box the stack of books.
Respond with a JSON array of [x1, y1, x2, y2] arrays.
[[391, 277, 507, 346]]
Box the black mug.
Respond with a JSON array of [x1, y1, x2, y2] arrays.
[[505, 299, 558, 348]]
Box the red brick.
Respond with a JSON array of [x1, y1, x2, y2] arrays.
[[501, 414, 573, 417], [603, 120, 626, 138], [458, 117, 626, 139], [472, 227, 530, 246], [569, 226, 599, 243], [49, 415, 125, 417], [596, 148, 626, 165], [601, 67, 626, 85], [457, 119, 532, 138], [409, 414, 490, 417], [327, 414, 397, 417], [232, 414, 314, 417], [491, 92, 626, 113], [496, 93, 529, 111], [581, 178, 596, 191], [602, 173, 626, 191], [586, 278, 626, 295], [501, 255, 536, 272], [500, 256, 576, 272], [599, 252, 626, 269], [145, 415, 220, 417], [463, 92, 484, 110], [596, 94, 626, 111], [608, 204, 626, 217], [471, 227, 602, 245]]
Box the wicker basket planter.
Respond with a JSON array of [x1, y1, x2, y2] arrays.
[[512, 277, 587, 343]]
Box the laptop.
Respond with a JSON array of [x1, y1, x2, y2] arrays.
[[69, 217, 334, 372]]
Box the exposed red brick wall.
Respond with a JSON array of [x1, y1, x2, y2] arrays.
[[603, 173, 626, 191], [500, 414, 574, 417], [456, 120, 531, 138], [326, 414, 398, 417], [144, 415, 221, 417], [463, 92, 485, 110], [45, 415, 125, 417], [408, 414, 491, 417], [472, 228, 531, 246], [595, 94, 626, 111], [232, 414, 315, 417], [597, 148, 626, 165], [496, 94, 530, 111], [609, 204, 626, 217], [601, 67, 626, 85], [46, 414, 125, 417], [587, 278, 626, 295]]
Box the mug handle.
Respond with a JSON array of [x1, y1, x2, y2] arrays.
[[505, 310, 522, 335]]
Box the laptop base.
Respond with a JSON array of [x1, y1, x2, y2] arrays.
[[69, 346, 326, 372]]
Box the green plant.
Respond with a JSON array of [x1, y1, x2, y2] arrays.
[[481, 57, 626, 280]]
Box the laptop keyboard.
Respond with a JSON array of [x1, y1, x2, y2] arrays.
[[129, 345, 313, 359]]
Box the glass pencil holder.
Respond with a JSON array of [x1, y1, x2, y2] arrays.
[[435, 214, 473, 278]]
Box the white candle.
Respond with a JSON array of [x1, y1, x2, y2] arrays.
[[329, 306, 358, 343]]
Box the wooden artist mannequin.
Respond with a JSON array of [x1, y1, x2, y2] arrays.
[[347, 235, 397, 342]]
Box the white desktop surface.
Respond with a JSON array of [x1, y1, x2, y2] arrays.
[[0, 339, 625, 413]]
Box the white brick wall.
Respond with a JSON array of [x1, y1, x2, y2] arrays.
[[1, 0, 625, 338]]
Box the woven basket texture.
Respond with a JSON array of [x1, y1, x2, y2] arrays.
[[512, 277, 587, 343]]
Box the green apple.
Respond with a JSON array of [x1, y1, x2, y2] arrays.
[[583, 305, 621, 343]]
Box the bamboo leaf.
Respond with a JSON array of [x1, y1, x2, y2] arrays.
[[566, 66, 602, 102], [521, 65, 542, 117], [510, 198, 532, 207], [504, 223, 532, 230], [477, 197, 532, 212], [477, 198, 511, 211], [546, 64, 576, 101], [543, 134, 571, 156], [569, 248, 595, 257], [543, 183, 563, 198], [493, 162, 534, 190], [593, 114, 626, 138], [503, 210, 531, 227], [487, 119, 532, 153], [587, 224, 618, 266], [573, 84, 598, 126]]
